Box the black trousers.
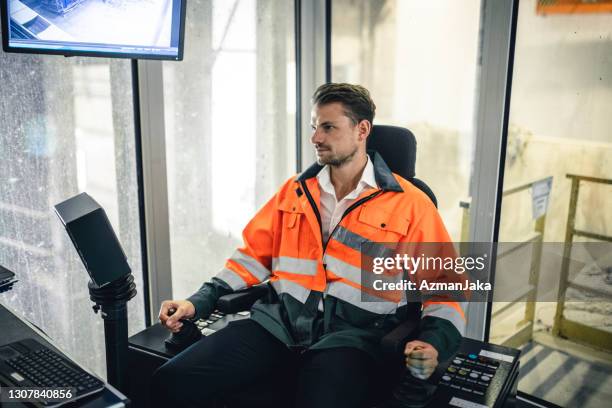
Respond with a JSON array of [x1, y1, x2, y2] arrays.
[[151, 319, 400, 408]]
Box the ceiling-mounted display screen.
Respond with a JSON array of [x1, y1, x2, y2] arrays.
[[1, 0, 185, 60]]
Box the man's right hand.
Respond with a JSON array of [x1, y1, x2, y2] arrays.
[[159, 300, 196, 333]]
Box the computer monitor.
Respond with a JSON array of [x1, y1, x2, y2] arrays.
[[1, 0, 185, 60]]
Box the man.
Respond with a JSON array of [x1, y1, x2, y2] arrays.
[[153, 83, 465, 407]]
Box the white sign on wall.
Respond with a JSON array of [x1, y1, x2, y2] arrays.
[[531, 177, 553, 220]]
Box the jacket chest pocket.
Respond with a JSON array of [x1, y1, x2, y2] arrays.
[[278, 201, 304, 259], [356, 205, 410, 243]]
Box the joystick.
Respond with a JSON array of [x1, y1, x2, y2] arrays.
[[383, 371, 437, 408], [164, 308, 203, 352]]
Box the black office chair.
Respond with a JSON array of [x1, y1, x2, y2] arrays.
[[367, 124, 437, 208], [213, 125, 439, 407]]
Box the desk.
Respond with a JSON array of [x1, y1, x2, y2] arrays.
[[0, 302, 129, 407]]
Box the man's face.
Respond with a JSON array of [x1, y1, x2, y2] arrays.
[[310, 102, 367, 167]]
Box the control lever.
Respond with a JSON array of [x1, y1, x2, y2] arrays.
[[164, 308, 202, 352], [382, 372, 437, 408]]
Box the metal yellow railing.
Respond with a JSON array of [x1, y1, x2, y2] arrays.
[[552, 174, 612, 352], [460, 176, 551, 348]]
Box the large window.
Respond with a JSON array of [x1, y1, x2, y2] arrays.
[[164, 0, 296, 298], [331, 0, 482, 241], [0, 54, 145, 378], [491, 1, 612, 406]]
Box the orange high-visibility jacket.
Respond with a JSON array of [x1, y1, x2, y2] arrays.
[[188, 151, 466, 359]]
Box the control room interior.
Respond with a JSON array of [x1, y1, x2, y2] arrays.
[[0, 1, 611, 407]]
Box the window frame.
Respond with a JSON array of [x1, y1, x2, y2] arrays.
[[138, 1, 307, 321]]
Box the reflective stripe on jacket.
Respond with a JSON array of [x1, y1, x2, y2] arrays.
[[188, 151, 465, 360]]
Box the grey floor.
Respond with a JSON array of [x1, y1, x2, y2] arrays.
[[518, 341, 612, 407]]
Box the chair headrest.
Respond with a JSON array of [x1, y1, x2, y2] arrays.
[[367, 125, 416, 180]]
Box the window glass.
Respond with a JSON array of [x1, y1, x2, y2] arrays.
[[164, 0, 296, 298], [492, 1, 612, 406], [331, 0, 482, 241], [0, 54, 145, 377]]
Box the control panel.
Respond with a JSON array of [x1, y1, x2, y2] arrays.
[[441, 352, 499, 397], [428, 338, 521, 408], [194, 310, 249, 336]]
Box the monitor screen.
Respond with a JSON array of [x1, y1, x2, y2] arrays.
[[1, 0, 185, 60]]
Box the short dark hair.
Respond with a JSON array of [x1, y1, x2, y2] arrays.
[[312, 83, 376, 125]]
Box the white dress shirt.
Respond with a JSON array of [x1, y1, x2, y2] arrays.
[[317, 156, 378, 244], [315, 156, 377, 311]]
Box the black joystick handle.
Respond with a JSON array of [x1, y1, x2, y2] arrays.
[[164, 308, 203, 352], [383, 371, 437, 408]]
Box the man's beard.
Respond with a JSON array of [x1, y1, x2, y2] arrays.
[[317, 146, 358, 167]]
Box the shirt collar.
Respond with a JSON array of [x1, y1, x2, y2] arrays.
[[316, 155, 378, 197], [297, 150, 403, 192]]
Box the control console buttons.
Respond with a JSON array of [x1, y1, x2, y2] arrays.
[[481, 376, 491, 382], [469, 373, 479, 378], [472, 388, 485, 396], [442, 375, 451, 381], [201, 328, 216, 336]]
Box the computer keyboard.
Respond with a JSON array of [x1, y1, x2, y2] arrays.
[[0, 264, 17, 293], [0, 338, 104, 406]]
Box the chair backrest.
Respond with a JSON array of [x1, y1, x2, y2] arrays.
[[368, 125, 429, 338], [367, 125, 437, 207]]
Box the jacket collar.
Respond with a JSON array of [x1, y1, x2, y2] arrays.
[[297, 150, 403, 192]]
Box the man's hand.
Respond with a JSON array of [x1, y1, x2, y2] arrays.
[[404, 340, 439, 380], [159, 300, 196, 333]]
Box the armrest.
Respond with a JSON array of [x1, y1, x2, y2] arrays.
[[216, 284, 270, 314], [380, 319, 420, 356]]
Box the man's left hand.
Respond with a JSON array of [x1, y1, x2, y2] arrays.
[[404, 340, 439, 380]]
